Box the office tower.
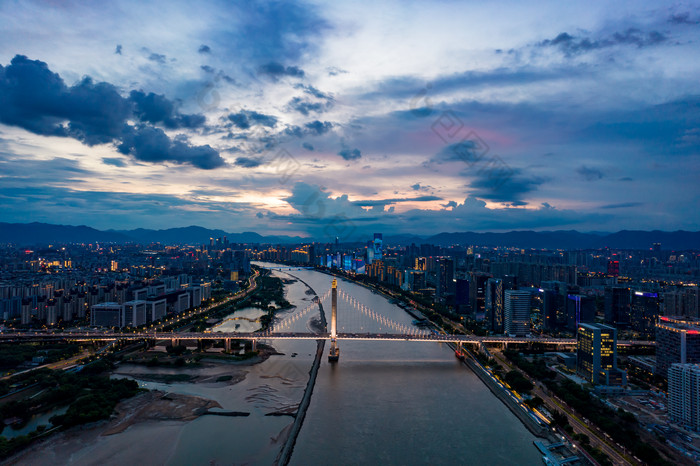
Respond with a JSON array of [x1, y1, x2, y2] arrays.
[[630, 291, 660, 337], [455, 278, 469, 314], [604, 286, 631, 326], [504, 289, 531, 337], [576, 323, 624, 385], [607, 260, 619, 277], [668, 364, 700, 431], [469, 272, 491, 318], [485, 278, 503, 333], [656, 317, 700, 378], [373, 233, 383, 261], [436, 258, 455, 300], [566, 294, 595, 331], [541, 281, 566, 331]]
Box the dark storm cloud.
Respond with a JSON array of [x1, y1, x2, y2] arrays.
[[431, 140, 485, 165], [442, 200, 458, 208], [0, 55, 131, 144], [227, 110, 278, 129], [258, 62, 305, 79], [576, 165, 605, 181], [198, 44, 211, 54], [234, 156, 263, 168], [338, 148, 361, 160], [538, 28, 667, 56], [117, 126, 225, 169], [302, 142, 314, 151], [467, 168, 546, 205], [0, 55, 223, 170], [304, 120, 332, 135], [201, 65, 215, 73], [129, 90, 206, 129]]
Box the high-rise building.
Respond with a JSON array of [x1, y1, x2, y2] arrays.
[[455, 278, 469, 314], [631, 291, 660, 337], [486, 278, 503, 333], [469, 272, 491, 318], [656, 317, 700, 378], [576, 323, 623, 385], [668, 364, 700, 431], [604, 286, 631, 327], [436, 258, 455, 301], [541, 281, 567, 330], [566, 294, 595, 331], [504, 289, 531, 337], [373, 233, 383, 261]]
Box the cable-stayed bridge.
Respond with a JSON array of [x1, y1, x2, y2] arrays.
[[0, 279, 653, 359]]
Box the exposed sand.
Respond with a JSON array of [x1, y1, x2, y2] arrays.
[[6, 390, 220, 465]]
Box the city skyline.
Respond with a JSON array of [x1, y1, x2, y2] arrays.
[[1, 1, 699, 237]]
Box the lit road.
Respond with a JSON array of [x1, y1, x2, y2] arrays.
[[491, 349, 634, 465]]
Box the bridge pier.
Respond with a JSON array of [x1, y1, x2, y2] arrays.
[[252, 339, 257, 352], [224, 338, 231, 352], [171, 338, 179, 348], [328, 279, 339, 362]]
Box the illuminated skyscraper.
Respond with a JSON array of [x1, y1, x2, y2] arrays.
[[656, 317, 700, 378], [504, 290, 531, 337], [373, 233, 383, 261], [577, 323, 623, 384]]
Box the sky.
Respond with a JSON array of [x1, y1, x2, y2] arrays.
[[0, 0, 699, 240]]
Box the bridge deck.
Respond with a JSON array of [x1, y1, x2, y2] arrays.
[[0, 331, 653, 346]]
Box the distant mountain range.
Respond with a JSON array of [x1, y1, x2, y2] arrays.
[[0, 223, 306, 246], [0, 222, 699, 250]]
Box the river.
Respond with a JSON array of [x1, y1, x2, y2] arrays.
[[262, 264, 542, 465], [12, 263, 542, 465]]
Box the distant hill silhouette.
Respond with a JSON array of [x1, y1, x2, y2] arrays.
[[0, 223, 306, 246], [425, 230, 700, 250], [0, 222, 698, 249]]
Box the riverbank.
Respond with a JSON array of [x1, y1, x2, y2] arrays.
[[6, 390, 220, 465], [459, 349, 553, 440]]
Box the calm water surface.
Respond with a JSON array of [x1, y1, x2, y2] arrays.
[[107, 263, 540, 465]]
